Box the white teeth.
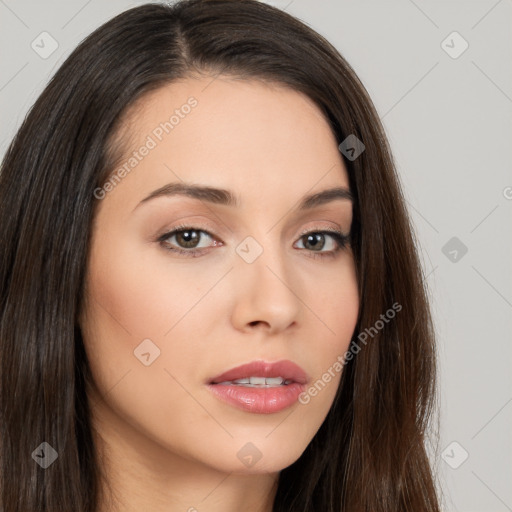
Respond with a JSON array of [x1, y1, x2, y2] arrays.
[[218, 376, 291, 387], [249, 376, 267, 386], [232, 377, 250, 385], [264, 377, 284, 386]]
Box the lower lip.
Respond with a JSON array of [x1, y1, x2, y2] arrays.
[[206, 383, 305, 414]]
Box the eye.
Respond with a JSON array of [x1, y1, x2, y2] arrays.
[[157, 225, 350, 259], [158, 225, 219, 257], [294, 229, 349, 260]]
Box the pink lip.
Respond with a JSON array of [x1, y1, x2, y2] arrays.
[[206, 360, 309, 414]]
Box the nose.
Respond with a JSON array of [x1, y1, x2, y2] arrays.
[[229, 245, 302, 335]]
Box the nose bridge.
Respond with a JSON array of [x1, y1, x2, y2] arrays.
[[230, 230, 301, 332], [236, 230, 289, 287]]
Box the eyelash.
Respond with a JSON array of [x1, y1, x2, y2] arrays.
[[157, 224, 350, 260]]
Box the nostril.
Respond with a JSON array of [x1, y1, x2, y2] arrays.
[[248, 320, 270, 328]]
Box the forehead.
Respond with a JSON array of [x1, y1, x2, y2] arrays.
[[102, 75, 350, 213]]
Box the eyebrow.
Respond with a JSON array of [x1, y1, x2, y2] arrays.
[[134, 182, 354, 212]]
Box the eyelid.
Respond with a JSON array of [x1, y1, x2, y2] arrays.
[[158, 221, 348, 243], [155, 218, 219, 239], [296, 225, 346, 238]]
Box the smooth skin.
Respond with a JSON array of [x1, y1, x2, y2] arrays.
[[79, 75, 360, 512]]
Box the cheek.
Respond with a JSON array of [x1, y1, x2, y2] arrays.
[[302, 257, 359, 401], [85, 231, 221, 340], [311, 253, 359, 346]]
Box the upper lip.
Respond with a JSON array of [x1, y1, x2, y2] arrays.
[[208, 360, 309, 385]]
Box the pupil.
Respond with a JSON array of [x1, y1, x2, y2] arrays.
[[305, 233, 324, 251], [178, 230, 199, 248]]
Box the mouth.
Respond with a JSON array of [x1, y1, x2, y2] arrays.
[[206, 360, 309, 414], [214, 376, 294, 387]]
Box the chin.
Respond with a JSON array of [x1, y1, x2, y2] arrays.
[[205, 435, 310, 475]]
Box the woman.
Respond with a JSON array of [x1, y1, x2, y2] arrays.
[[0, 1, 442, 510]]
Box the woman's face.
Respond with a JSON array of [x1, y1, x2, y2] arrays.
[[80, 76, 359, 476]]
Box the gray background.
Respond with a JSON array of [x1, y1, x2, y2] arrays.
[[1, 1, 511, 510]]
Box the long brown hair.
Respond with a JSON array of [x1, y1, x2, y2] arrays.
[[0, 1, 441, 510]]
